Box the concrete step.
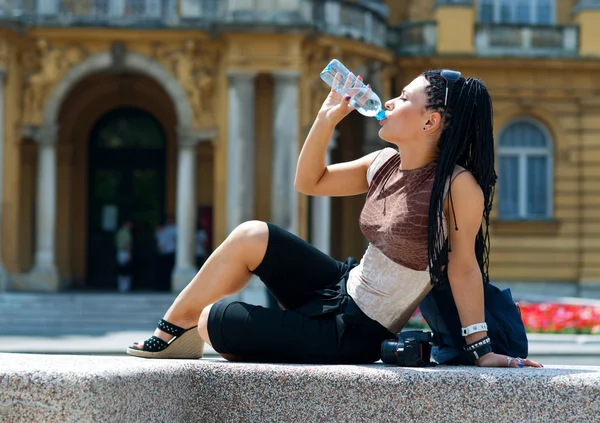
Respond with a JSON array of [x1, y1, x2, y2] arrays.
[[0, 293, 177, 336], [0, 287, 269, 336]]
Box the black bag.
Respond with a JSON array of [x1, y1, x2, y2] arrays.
[[420, 282, 529, 365]]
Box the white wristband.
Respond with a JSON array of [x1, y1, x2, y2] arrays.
[[461, 322, 488, 337]]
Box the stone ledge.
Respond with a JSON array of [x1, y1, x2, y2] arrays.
[[1, 353, 599, 423]]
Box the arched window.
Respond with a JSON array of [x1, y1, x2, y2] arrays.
[[498, 119, 553, 219]]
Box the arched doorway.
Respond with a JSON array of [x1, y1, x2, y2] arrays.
[[86, 107, 166, 291]]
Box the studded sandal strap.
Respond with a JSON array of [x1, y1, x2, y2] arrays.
[[157, 319, 185, 337], [143, 336, 169, 352]]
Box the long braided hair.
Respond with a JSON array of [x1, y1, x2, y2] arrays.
[[421, 70, 497, 287]]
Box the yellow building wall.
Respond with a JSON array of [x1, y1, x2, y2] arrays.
[[434, 6, 475, 55], [2, 32, 27, 275], [575, 10, 600, 57]]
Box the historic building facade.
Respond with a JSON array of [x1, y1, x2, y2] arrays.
[[0, 0, 599, 299]]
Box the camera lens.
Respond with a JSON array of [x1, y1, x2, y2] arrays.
[[380, 339, 399, 364]]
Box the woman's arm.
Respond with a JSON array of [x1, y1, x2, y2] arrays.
[[445, 172, 486, 345], [294, 116, 380, 197], [446, 172, 541, 368], [295, 77, 381, 197]]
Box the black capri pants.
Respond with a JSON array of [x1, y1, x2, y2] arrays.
[[207, 223, 394, 364]]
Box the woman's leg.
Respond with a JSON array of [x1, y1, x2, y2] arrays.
[[131, 220, 269, 349], [198, 223, 352, 362]]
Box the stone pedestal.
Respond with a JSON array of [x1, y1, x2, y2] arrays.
[[29, 125, 59, 291]]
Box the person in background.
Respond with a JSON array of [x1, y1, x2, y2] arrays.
[[195, 220, 209, 270], [115, 219, 133, 293], [155, 216, 177, 292]]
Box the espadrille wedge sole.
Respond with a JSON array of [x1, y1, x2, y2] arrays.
[[126, 318, 204, 359]]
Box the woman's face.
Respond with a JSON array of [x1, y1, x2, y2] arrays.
[[378, 75, 431, 144]]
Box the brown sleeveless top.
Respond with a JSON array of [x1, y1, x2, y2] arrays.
[[359, 148, 437, 271]]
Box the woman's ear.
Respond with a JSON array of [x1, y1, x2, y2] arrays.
[[424, 112, 442, 131], [429, 112, 442, 130]]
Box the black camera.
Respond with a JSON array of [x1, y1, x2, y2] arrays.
[[380, 330, 434, 367]]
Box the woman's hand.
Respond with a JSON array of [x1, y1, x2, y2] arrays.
[[475, 352, 543, 368], [317, 74, 368, 126]]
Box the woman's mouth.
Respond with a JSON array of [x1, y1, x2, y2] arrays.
[[379, 119, 387, 126]]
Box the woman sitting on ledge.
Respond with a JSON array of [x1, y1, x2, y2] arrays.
[[128, 69, 541, 368]]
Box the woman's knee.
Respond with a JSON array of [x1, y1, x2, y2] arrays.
[[227, 221, 269, 269], [230, 220, 268, 244], [198, 304, 213, 345]]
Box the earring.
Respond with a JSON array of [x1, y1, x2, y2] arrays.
[[423, 127, 426, 130]]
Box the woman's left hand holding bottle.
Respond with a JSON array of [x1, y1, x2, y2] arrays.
[[318, 74, 367, 126]]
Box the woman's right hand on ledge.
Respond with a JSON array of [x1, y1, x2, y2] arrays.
[[475, 352, 543, 368]]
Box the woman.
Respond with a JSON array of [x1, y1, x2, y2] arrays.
[[128, 69, 541, 368]]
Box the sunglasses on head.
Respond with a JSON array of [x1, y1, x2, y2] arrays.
[[440, 69, 461, 107]]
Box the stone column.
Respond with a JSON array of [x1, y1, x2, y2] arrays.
[[29, 124, 59, 291], [227, 71, 265, 305], [171, 127, 200, 292], [271, 70, 300, 234], [226, 71, 257, 233], [310, 131, 337, 255], [0, 68, 6, 291]]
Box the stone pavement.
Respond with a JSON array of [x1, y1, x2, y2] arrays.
[[0, 331, 219, 356], [2, 331, 600, 365]]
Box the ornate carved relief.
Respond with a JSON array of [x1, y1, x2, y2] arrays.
[[153, 40, 218, 130], [21, 39, 88, 125], [227, 38, 296, 69]]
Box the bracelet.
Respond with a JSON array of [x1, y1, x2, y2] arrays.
[[463, 336, 491, 352], [465, 343, 493, 361], [461, 322, 488, 337], [463, 336, 493, 362]]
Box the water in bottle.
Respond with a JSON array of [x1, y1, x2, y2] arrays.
[[320, 59, 387, 121]]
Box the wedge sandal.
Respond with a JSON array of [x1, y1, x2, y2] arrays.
[[126, 318, 204, 359]]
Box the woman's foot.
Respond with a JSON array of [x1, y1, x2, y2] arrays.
[[130, 317, 198, 350], [127, 318, 204, 359]]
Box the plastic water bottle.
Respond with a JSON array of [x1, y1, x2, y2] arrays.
[[320, 59, 387, 121]]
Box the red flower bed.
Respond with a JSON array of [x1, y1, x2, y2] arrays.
[[407, 302, 600, 335], [517, 302, 600, 335]]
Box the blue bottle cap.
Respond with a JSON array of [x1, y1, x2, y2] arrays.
[[375, 109, 387, 121]]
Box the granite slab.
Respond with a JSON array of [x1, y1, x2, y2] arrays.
[[1, 353, 598, 423]]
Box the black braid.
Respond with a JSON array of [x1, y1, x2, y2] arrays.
[[421, 70, 497, 287]]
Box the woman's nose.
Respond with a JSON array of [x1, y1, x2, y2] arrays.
[[385, 101, 393, 110]]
